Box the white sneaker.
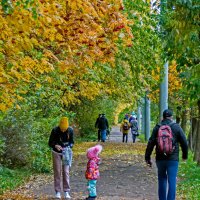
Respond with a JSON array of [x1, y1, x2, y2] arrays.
[[64, 192, 71, 199], [55, 192, 61, 199]]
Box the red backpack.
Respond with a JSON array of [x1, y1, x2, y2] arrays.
[[157, 123, 175, 156]]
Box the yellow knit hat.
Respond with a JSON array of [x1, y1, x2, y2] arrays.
[[59, 117, 69, 131]]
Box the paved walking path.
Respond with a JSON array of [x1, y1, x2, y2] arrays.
[[108, 125, 139, 143]]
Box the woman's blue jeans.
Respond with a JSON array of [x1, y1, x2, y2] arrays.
[[156, 160, 179, 200]]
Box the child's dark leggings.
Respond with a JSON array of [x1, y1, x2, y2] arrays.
[[122, 133, 128, 143]]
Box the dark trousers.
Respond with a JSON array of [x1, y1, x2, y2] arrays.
[[122, 133, 128, 143], [97, 129, 101, 141], [132, 134, 137, 143], [131, 130, 138, 143]]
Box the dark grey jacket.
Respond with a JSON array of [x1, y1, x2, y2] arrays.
[[145, 119, 188, 161]]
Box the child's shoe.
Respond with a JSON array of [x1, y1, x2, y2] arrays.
[[85, 196, 96, 200]]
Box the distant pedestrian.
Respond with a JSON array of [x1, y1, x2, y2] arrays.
[[98, 114, 109, 142], [145, 109, 188, 200], [85, 144, 103, 200], [120, 118, 130, 143], [125, 113, 129, 120], [95, 114, 102, 142], [128, 114, 134, 123], [48, 117, 74, 199], [130, 117, 138, 143]]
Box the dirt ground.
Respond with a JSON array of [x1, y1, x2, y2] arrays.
[[2, 126, 158, 200]]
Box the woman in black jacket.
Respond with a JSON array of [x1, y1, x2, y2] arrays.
[[145, 109, 188, 200], [48, 117, 74, 199]]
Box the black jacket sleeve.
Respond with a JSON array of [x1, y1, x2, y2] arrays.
[[145, 125, 159, 161], [48, 127, 57, 149], [177, 125, 188, 159]]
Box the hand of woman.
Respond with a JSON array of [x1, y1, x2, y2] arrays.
[[55, 145, 63, 151]]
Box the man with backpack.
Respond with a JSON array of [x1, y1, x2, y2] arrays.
[[120, 118, 130, 143], [145, 109, 188, 200]]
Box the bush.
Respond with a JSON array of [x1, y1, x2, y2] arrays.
[[0, 135, 6, 162], [0, 166, 31, 194], [0, 101, 61, 171]]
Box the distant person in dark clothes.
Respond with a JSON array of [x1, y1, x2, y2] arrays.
[[130, 117, 138, 143], [145, 109, 188, 200], [95, 114, 102, 142], [125, 113, 129, 120], [98, 114, 109, 142], [129, 114, 134, 123]]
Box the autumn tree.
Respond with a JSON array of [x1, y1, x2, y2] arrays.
[[0, 0, 134, 111]]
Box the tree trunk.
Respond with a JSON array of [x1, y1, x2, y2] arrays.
[[198, 99, 200, 116], [189, 118, 197, 152], [193, 118, 200, 163], [176, 106, 181, 124], [181, 109, 187, 133]]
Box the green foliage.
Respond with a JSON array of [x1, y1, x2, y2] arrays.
[[123, 0, 163, 85], [177, 151, 200, 199], [137, 133, 145, 143], [1, 0, 13, 14], [0, 166, 31, 194], [29, 118, 53, 173], [1, 0, 37, 17], [150, 102, 160, 123], [0, 92, 69, 171], [163, 0, 200, 105], [0, 134, 6, 163], [118, 107, 130, 123], [72, 96, 117, 139]]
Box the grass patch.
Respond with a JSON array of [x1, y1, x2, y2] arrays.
[[177, 152, 200, 200], [73, 141, 147, 157], [137, 133, 146, 143], [0, 166, 31, 194]]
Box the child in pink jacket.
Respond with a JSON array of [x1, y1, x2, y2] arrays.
[[85, 144, 102, 200]]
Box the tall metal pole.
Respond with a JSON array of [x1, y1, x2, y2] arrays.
[[145, 94, 150, 141], [159, 61, 168, 120], [137, 104, 141, 133], [159, 0, 169, 121], [141, 98, 145, 135]]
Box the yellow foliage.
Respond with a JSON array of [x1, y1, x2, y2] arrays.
[[149, 62, 182, 102], [0, 0, 133, 111]]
